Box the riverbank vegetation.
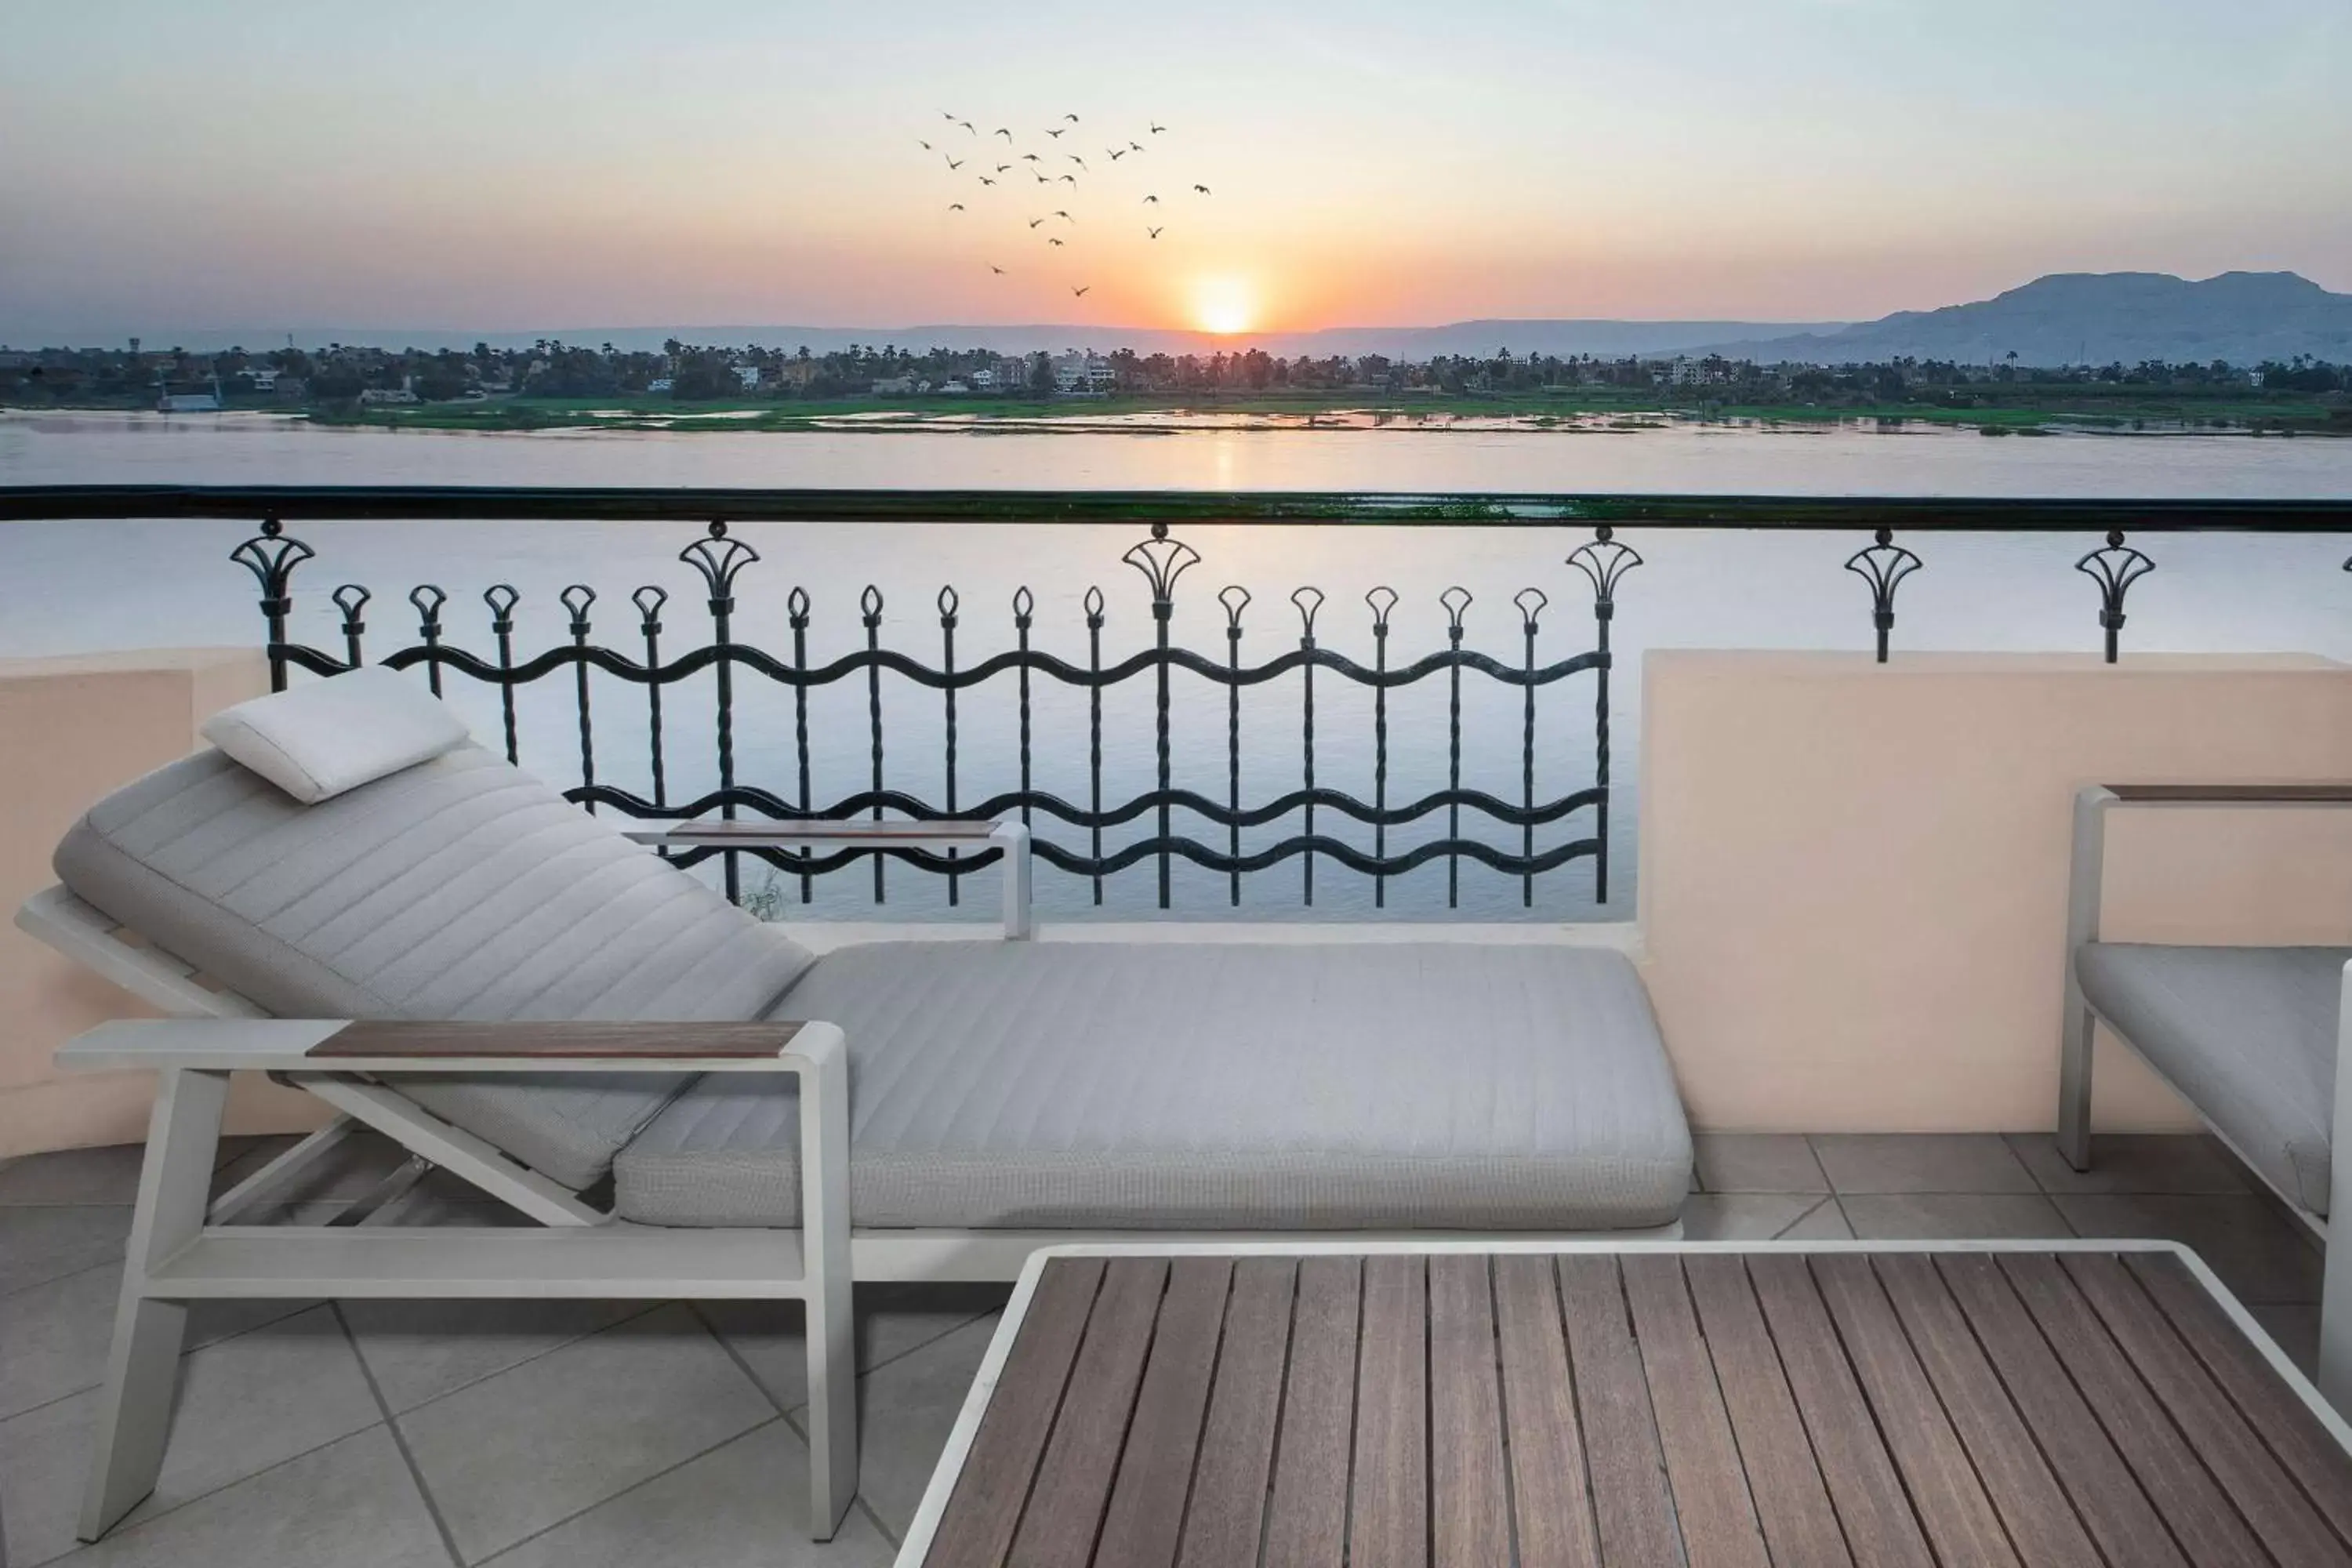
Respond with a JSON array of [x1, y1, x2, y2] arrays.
[[5, 339, 2346, 435]]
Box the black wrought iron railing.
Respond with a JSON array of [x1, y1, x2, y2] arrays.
[[3, 485, 2347, 916]]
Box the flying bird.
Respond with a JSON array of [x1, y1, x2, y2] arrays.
[[946, 157, 964, 169], [1047, 238, 1065, 246], [1108, 147, 1126, 160], [1054, 209, 1073, 221], [978, 176, 996, 186], [1068, 154, 1087, 169], [994, 163, 1011, 172], [948, 202, 964, 211], [1028, 217, 1046, 227], [1149, 122, 1166, 133], [1142, 194, 1159, 204], [1020, 153, 1041, 162], [1033, 172, 1051, 183], [993, 128, 1012, 140], [941, 111, 957, 121], [1044, 128, 1065, 140], [918, 140, 932, 151], [990, 265, 1006, 274], [1057, 173, 1077, 184], [1129, 140, 1145, 152], [1192, 184, 1210, 194], [1073, 285, 1090, 296], [1148, 226, 1163, 238], [956, 120, 975, 134]]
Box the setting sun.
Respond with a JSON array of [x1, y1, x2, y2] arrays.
[[1192, 276, 1258, 336]]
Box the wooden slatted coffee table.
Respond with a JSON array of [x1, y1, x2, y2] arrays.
[[896, 1242, 2352, 1568]]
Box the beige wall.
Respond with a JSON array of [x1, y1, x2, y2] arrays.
[[1638, 652, 2352, 1134], [0, 649, 324, 1156]]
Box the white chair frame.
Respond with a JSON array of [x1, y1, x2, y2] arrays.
[[2056, 782, 2352, 1405]]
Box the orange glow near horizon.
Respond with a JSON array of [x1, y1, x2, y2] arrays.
[[1191, 276, 1258, 336]]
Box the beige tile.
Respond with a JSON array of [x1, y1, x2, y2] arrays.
[[55, 1428, 448, 1568], [0, 1145, 147, 1207], [397, 1302, 773, 1563], [1810, 1134, 2038, 1194], [1679, 1194, 1824, 1240], [2004, 1133, 2252, 1196], [2054, 1194, 2322, 1305], [703, 1284, 1009, 1414], [489, 1421, 895, 1568], [122, 1305, 383, 1528], [0, 1207, 130, 1297], [838, 1313, 1001, 1540], [344, 1298, 651, 1413], [1693, 1134, 1828, 1194], [1778, 1199, 1855, 1240], [1840, 1192, 2073, 1240]]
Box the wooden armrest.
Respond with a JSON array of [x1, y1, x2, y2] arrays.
[[309, 1021, 799, 1060], [2098, 783, 2352, 804], [57, 1018, 843, 1075], [626, 819, 1004, 847]]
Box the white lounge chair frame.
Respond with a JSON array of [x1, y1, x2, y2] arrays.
[[2056, 782, 2352, 1405]]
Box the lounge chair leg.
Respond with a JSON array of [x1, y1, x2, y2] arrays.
[[2319, 963, 2352, 1410], [80, 1069, 227, 1541], [795, 1026, 858, 1538], [2057, 1000, 2095, 1172], [2055, 786, 2111, 1174]]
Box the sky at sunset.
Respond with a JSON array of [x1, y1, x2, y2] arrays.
[[5, 1, 2349, 339]]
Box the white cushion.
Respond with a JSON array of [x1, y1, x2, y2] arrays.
[[200, 666, 470, 804]]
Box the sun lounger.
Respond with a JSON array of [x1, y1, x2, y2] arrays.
[[19, 667, 1693, 1541], [2057, 782, 2352, 1401]]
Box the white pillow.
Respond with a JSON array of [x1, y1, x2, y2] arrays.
[[201, 666, 472, 804]]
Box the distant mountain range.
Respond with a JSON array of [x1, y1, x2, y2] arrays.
[[12, 270, 2350, 366], [1691, 271, 2352, 366]]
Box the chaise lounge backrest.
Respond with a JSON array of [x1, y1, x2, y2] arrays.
[[54, 742, 818, 1189]]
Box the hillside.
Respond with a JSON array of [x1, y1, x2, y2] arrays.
[[1703, 271, 2352, 366]]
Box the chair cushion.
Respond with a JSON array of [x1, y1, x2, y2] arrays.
[[2075, 942, 2351, 1215], [201, 666, 470, 804], [55, 742, 817, 1189], [612, 939, 1691, 1231]]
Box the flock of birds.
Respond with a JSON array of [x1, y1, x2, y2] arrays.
[[922, 111, 1210, 299]]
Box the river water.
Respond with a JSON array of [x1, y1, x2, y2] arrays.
[[3, 410, 2348, 922]]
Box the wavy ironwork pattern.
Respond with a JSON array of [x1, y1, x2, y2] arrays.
[[241, 515, 1627, 911]]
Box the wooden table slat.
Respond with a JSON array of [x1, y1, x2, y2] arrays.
[[1809, 1255, 2022, 1568], [1261, 1255, 1362, 1568], [927, 1258, 1108, 1568], [919, 1249, 2352, 1568], [1007, 1257, 1170, 1568], [1174, 1258, 1297, 1568], [1093, 1259, 1233, 1568], [1680, 1256, 1853, 1568], [1872, 1254, 2103, 1568], [2128, 1253, 2352, 1552], [2061, 1253, 2352, 1568], [1745, 1255, 1938, 1568], [1351, 1255, 1430, 1568], [1557, 1255, 1685, 1568], [1428, 1256, 1510, 1568], [1998, 1254, 2268, 1566], [1492, 1255, 1604, 1568], [1620, 1257, 1769, 1568], [1933, 1254, 2190, 1568]]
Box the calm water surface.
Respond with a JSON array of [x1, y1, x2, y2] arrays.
[[4, 412, 2348, 921]]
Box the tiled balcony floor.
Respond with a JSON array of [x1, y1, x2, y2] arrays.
[[0, 1130, 2324, 1566]]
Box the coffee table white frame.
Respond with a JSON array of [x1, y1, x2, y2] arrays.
[[894, 1237, 2352, 1568]]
